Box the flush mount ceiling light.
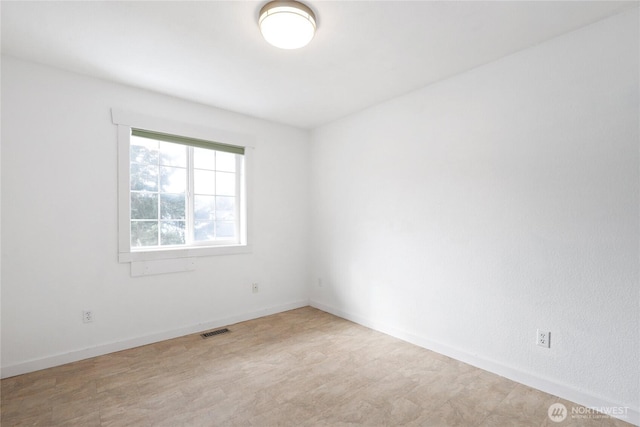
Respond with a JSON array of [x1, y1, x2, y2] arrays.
[[259, 1, 316, 49]]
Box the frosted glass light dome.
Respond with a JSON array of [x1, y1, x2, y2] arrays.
[[259, 1, 316, 49]]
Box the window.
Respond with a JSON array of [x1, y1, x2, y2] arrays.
[[129, 129, 244, 249], [113, 109, 251, 264]]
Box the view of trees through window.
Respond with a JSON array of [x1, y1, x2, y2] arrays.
[[130, 135, 238, 248]]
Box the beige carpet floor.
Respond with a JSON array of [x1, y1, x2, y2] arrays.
[[0, 306, 634, 426]]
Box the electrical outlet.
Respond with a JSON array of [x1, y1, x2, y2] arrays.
[[252, 283, 259, 293], [83, 310, 93, 323], [537, 329, 550, 348], [317, 278, 323, 287]]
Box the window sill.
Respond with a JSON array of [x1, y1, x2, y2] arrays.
[[119, 244, 252, 263]]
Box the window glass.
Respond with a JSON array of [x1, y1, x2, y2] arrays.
[[128, 132, 243, 250]]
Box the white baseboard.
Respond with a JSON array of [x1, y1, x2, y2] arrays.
[[310, 300, 639, 427], [1, 300, 309, 379]]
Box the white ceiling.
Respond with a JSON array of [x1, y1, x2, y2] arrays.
[[1, 1, 635, 129]]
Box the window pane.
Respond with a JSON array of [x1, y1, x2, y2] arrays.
[[131, 138, 159, 165], [194, 195, 215, 220], [130, 163, 158, 191], [194, 221, 215, 241], [131, 221, 158, 247], [216, 152, 236, 172], [194, 147, 216, 170], [160, 221, 185, 245], [216, 172, 235, 196], [215, 221, 235, 239], [160, 166, 186, 193], [216, 196, 235, 220], [131, 193, 158, 219], [159, 142, 187, 167], [160, 193, 185, 219], [194, 169, 216, 195], [127, 132, 245, 251]]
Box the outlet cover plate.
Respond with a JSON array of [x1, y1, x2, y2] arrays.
[[83, 310, 93, 323], [537, 329, 550, 348]]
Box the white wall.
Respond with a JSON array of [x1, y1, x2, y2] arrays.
[[1, 56, 310, 376], [310, 8, 639, 421]]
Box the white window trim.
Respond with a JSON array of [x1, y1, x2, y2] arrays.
[[112, 108, 254, 263]]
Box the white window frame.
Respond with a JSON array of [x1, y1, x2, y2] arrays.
[[112, 109, 253, 264]]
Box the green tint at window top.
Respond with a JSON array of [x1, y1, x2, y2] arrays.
[[132, 129, 245, 155]]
